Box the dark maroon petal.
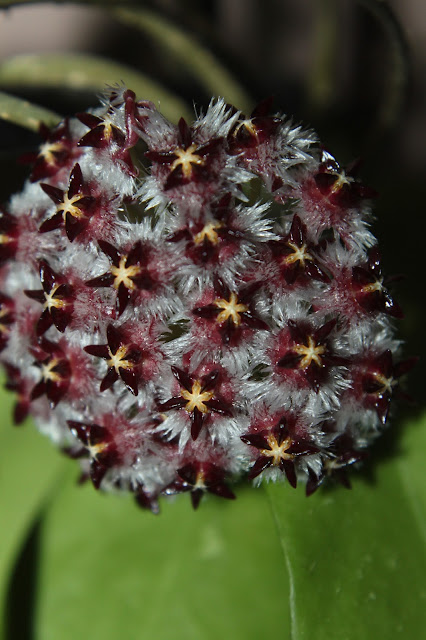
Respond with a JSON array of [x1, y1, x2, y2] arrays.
[[40, 183, 64, 204], [248, 456, 272, 480], [384, 296, 403, 318], [177, 464, 197, 485], [281, 459, 297, 488], [304, 366, 323, 392], [100, 368, 119, 392], [206, 397, 232, 416], [240, 433, 268, 449], [86, 273, 115, 288], [178, 117, 192, 148], [126, 241, 145, 266], [77, 112, 102, 128], [190, 408, 204, 440], [158, 396, 186, 411], [314, 318, 337, 344], [278, 352, 302, 369], [240, 312, 268, 330], [50, 308, 72, 333], [305, 262, 330, 282], [67, 420, 91, 445], [208, 482, 236, 500], [84, 344, 110, 358], [65, 216, 87, 242], [14, 401, 29, 425], [201, 369, 219, 391], [90, 459, 108, 489], [171, 366, 193, 391], [39, 213, 63, 234], [30, 380, 46, 400], [36, 309, 53, 335], [68, 163, 83, 198], [39, 260, 56, 291], [107, 324, 123, 354], [117, 282, 131, 316], [289, 215, 304, 245], [306, 469, 323, 496], [98, 240, 121, 266], [24, 289, 45, 303], [119, 368, 140, 395], [192, 304, 219, 319], [190, 489, 203, 510]]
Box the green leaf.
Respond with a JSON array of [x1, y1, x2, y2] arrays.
[[35, 475, 290, 640], [0, 90, 60, 131], [266, 411, 426, 640], [0, 54, 191, 123], [0, 385, 65, 638], [113, 8, 253, 113]]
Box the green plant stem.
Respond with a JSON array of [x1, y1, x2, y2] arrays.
[[0, 90, 61, 131]]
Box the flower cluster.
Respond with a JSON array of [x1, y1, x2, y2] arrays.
[[0, 88, 412, 512]]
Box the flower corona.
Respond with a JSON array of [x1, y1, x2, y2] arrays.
[[0, 88, 412, 512]]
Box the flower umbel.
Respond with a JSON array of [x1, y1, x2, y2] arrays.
[[0, 89, 409, 512]]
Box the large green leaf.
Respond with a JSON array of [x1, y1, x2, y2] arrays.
[[34, 472, 290, 640], [0, 54, 191, 123], [0, 90, 60, 130], [0, 386, 64, 639], [266, 411, 426, 640]]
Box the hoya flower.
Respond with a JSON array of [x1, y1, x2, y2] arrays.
[[0, 86, 412, 512]]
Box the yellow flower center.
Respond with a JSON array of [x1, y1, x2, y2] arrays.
[[293, 335, 326, 369], [283, 242, 313, 267], [371, 372, 395, 395], [194, 221, 223, 246], [57, 194, 86, 220], [180, 380, 214, 414], [41, 358, 62, 383], [111, 256, 142, 290], [214, 292, 248, 327], [261, 434, 294, 466], [43, 285, 67, 311], [107, 345, 135, 373], [361, 278, 384, 294], [39, 141, 64, 166], [329, 170, 354, 194], [170, 143, 205, 179]]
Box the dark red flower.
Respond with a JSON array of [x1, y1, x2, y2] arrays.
[[241, 416, 318, 486], [228, 97, 281, 154], [165, 462, 235, 509], [361, 350, 417, 424], [193, 279, 268, 344], [277, 319, 347, 391], [157, 366, 232, 440], [314, 151, 377, 208], [25, 261, 74, 335], [67, 420, 119, 489], [4, 363, 30, 424], [40, 163, 96, 241], [20, 120, 76, 183], [146, 117, 223, 189], [352, 246, 403, 318], [306, 435, 367, 496], [84, 324, 142, 395], [85, 240, 153, 316], [269, 215, 330, 284], [31, 339, 71, 407]]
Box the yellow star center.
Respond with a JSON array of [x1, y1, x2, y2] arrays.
[[214, 292, 248, 327], [293, 336, 326, 369], [57, 194, 86, 220], [110, 256, 142, 290], [193, 470, 207, 491], [329, 170, 354, 194], [234, 119, 258, 138], [107, 345, 134, 373], [39, 141, 64, 166], [0, 308, 10, 334], [87, 438, 108, 459], [170, 143, 205, 179], [41, 358, 62, 383], [0, 234, 12, 244], [180, 380, 214, 414], [283, 242, 313, 267], [371, 372, 395, 395], [194, 221, 223, 246], [361, 278, 384, 294], [261, 434, 294, 466], [44, 285, 67, 311]]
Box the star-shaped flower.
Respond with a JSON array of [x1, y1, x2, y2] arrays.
[[314, 151, 377, 207], [165, 462, 235, 509], [277, 319, 347, 391], [67, 420, 119, 489], [40, 163, 96, 241], [25, 261, 74, 335], [228, 97, 281, 154], [84, 324, 142, 395], [241, 416, 318, 487], [193, 279, 268, 344], [269, 215, 330, 284], [157, 366, 232, 440], [20, 120, 76, 183], [0, 293, 14, 351], [146, 117, 223, 190], [31, 339, 71, 407], [86, 240, 152, 316], [352, 246, 403, 318]]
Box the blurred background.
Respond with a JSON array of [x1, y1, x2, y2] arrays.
[[0, 0, 424, 399]]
